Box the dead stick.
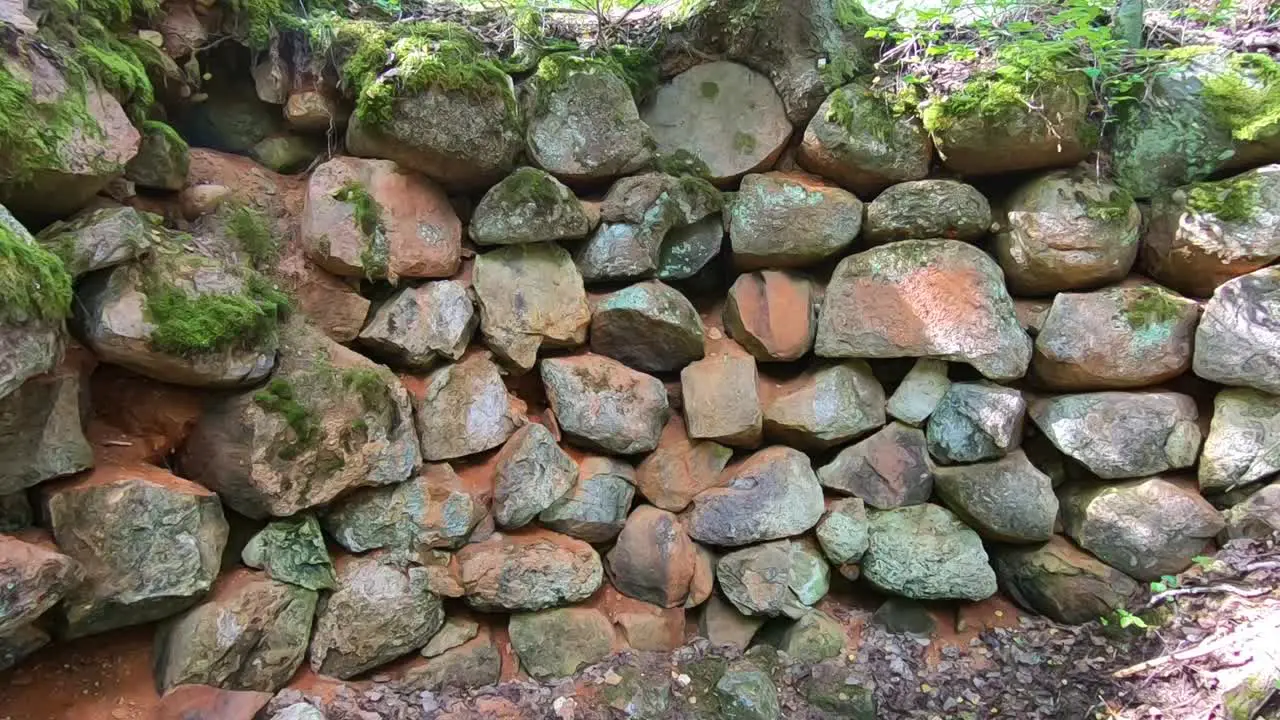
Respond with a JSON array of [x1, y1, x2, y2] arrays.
[[1143, 583, 1271, 609], [1113, 619, 1280, 679]]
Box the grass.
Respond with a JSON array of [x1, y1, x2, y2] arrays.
[[1123, 286, 1184, 329], [342, 367, 391, 414], [145, 270, 289, 355], [225, 204, 278, 268], [0, 220, 74, 324], [332, 181, 388, 279], [1186, 174, 1260, 222], [253, 379, 322, 460]]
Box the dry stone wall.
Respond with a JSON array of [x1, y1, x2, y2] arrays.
[[1, 6, 1280, 716]]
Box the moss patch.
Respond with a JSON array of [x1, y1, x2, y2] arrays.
[[496, 167, 565, 208], [700, 80, 720, 99], [1186, 174, 1260, 222], [253, 378, 322, 460], [333, 180, 388, 279], [920, 43, 1081, 134], [225, 204, 278, 268], [341, 367, 391, 414], [141, 119, 188, 151], [0, 221, 74, 324], [1202, 52, 1280, 143], [532, 48, 658, 110], [1080, 189, 1134, 223], [653, 149, 713, 180], [1123, 286, 1184, 329], [145, 268, 289, 355]]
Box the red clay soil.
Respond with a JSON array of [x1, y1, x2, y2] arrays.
[[0, 626, 159, 720]]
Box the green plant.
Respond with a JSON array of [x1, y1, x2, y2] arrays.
[[342, 367, 391, 414], [145, 269, 289, 355], [1186, 174, 1260, 222], [1149, 575, 1180, 593], [332, 181, 389, 279], [0, 221, 74, 324], [1124, 286, 1183, 329], [225, 204, 279, 268], [1100, 608, 1148, 630], [253, 379, 322, 460]]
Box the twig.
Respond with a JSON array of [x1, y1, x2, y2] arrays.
[[1242, 560, 1280, 573], [1113, 618, 1280, 678], [1142, 583, 1271, 609]]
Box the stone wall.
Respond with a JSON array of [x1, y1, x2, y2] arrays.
[[2, 3, 1280, 715]]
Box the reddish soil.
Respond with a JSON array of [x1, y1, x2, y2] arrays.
[[0, 626, 159, 720]]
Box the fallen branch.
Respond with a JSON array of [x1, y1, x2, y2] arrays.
[[1113, 618, 1280, 679], [1143, 583, 1271, 609]]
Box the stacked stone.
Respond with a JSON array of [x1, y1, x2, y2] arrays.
[[3, 24, 1280, 718]]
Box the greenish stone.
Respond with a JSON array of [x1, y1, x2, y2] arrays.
[[717, 539, 829, 618], [0, 362, 93, 495], [714, 665, 781, 720], [862, 503, 997, 601], [729, 172, 862, 269], [589, 280, 705, 372], [1223, 482, 1280, 540], [602, 666, 672, 719], [816, 498, 869, 565], [250, 134, 321, 174], [863, 179, 991, 245], [764, 610, 845, 663], [1194, 267, 1280, 395], [933, 451, 1057, 543], [657, 214, 723, 281], [242, 515, 335, 591], [508, 607, 614, 680], [798, 84, 931, 196], [177, 82, 282, 154], [324, 465, 487, 556], [469, 167, 593, 245], [125, 122, 190, 191], [37, 206, 157, 278], [804, 662, 876, 719], [925, 381, 1025, 464]]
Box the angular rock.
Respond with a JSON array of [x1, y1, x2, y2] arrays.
[[125, 121, 189, 191], [1194, 267, 1280, 394], [933, 451, 1057, 543], [729, 172, 862, 269], [285, 88, 344, 132], [1222, 483, 1280, 540], [765, 609, 845, 664], [180, 323, 421, 518], [0, 624, 49, 673], [46, 464, 228, 638], [818, 422, 933, 509], [816, 239, 1031, 380], [1033, 284, 1200, 390], [492, 423, 578, 529], [241, 515, 335, 591], [658, 214, 724, 281], [0, 352, 92, 495], [863, 179, 991, 245], [539, 455, 636, 542], [926, 381, 1025, 464], [36, 205, 155, 278], [154, 570, 316, 693], [291, 264, 371, 344], [716, 539, 829, 618], [606, 505, 699, 608], [1029, 391, 1201, 480], [1201, 389, 1280, 495], [715, 665, 781, 720], [357, 281, 476, 370], [469, 167, 593, 245], [641, 62, 790, 184], [152, 685, 272, 720], [399, 627, 501, 691], [508, 607, 614, 680], [1141, 166, 1280, 297], [414, 352, 526, 461], [992, 535, 1139, 624], [763, 361, 885, 450], [421, 615, 480, 658], [862, 503, 997, 601], [992, 170, 1141, 295], [526, 58, 652, 182], [0, 318, 61, 401], [724, 270, 817, 362], [473, 242, 591, 371], [683, 447, 824, 547], [815, 498, 869, 566], [309, 554, 444, 679], [302, 156, 461, 280], [455, 528, 602, 611], [634, 415, 732, 512], [541, 354, 669, 455], [681, 353, 762, 448], [589, 281, 705, 372], [886, 358, 951, 426], [797, 84, 932, 196], [324, 463, 488, 558], [699, 593, 764, 650], [596, 586, 686, 651], [1059, 477, 1225, 581], [0, 533, 83, 635]]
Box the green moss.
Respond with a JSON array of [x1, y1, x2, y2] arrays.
[[1202, 52, 1280, 143], [1186, 174, 1260, 222], [141, 120, 188, 151], [342, 367, 391, 414], [499, 167, 565, 207], [732, 131, 757, 154], [253, 379, 322, 460], [1081, 189, 1134, 223], [224, 204, 278, 268], [0, 44, 102, 184], [1123, 286, 1183, 329], [825, 87, 857, 134], [653, 149, 713, 180], [920, 43, 1081, 134], [145, 269, 289, 355], [676, 175, 724, 214], [332, 181, 388, 279], [700, 80, 720, 99], [0, 221, 74, 324]]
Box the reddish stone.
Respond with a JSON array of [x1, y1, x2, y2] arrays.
[[724, 270, 817, 362], [606, 505, 699, 608], [634, 415, 732, 512], [152, 685, 271, 720], [680, 353, 761, 448]]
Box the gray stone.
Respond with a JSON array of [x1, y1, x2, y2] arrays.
[[0, 533, 83, 635], [933, 451, 1057, 543], [0, 354, 92, 494], [763, 361, 885, 450], [269, 704, 326, 720], [658, 214, 724, 281], [125, 121, 189, 191], [0, 624, 50, 673], [1194, 267, 1280, 395], [1029, 391, 1201, 480], [357, 281, 476, 370], [698, 593, 764, 650], [469, 167, 593, 245], [509, 607, 614, 680], [539, 455, 636, 542], [683, 447, 824, 547], [589, 281, 705, 372], [870, 597, 936, 637], [241, 515, 335, 591], [1059, 477, 1225, 581], [815, 498, 869, 565], [926, 382, 1025, 464], [804, 662, 876, 719], [400, 629, 501, 691], [862, 503, 997, 601], [36, 205, 156, 277], [1222, 482, 1280, 540], [1200, 389, 1280, 495], [714, 665, 781, 720], [492, 423, 578, 529], [765, 610, 845, 664], [0, 319, 62, 401], [309, 554, 444, 679], [473, 242, 591, 371], [886, 358, 951, 426], [818, 422, 933, 509], [816, 240, 1031, 381], [682, 353, 762, 448], [729, 172, 863, 269], [420, 616, 480, 658], [717, 539, 829, 618], [863, 180, 991, 245], [456, 529, 603, 611], [992, 535, 1139, 624], [541, 354, 669, 455], [414, 352, 526, 461]]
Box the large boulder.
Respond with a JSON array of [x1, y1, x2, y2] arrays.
[[1194, 267, 1280, 394], [606, 505, 700, 608], [1032, 284, 1200, 390], [302, 156, 461, 281], [925, 381, 1025, 464], [724, 270, 817, 362], [323, 463, 488, 558], [818, 422, 933, 509], [992, 170, 1141, 295], [861, 503, 997, 601], [0, 351, 92, 495], [125, 120, 190, 191], [508, 607, 615, 680], [640, 62, 791, 184], [469, 167, 593, 245], [1059, 478, 1225, 581], [413, 352, 526, 461], [0, 533, 83, 636], [933, 451, 1057, 543], [863, 179, 991, 245], [309, 554, 444, 679], [797, 84, 931, 195], [816, 239, 1031, 380], [491, 423, 578, 529], [681, 353, 762, 448], [716, 538, 829, 618], [241, 515, 336, 591], [635, 415, 732, 512], [589, 281, 705, 372], [682, 446, 824, 546], [539, 455, 636, 543], [1200, 389, 1280, 495], [1223, 483, 1280, 540], [46, 464, 228, 638], [180, 322, 421, 518], [991, 536, 1139, 624], [729, 172, 862, 269], [762, 361, 885, 450], [473, 242, 591, 372], [357, 281, 475, 371], [525, 55, 652, 182], [36, 206, 156, 278], [455, 528, 602, 611], [1141, 165, 1280, 297], [1029, 391, 1201, 480], [541, 354, 669, 455], [154, 570, 316, 693]]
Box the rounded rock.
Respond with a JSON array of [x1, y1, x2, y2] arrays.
[[589, 281, 705, 372]]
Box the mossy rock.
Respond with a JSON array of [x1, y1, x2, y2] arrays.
[[249, 133, 322, 174], [36, 205, 158, 278], [798, 84, 932, 196], [469, 167, 593, 245], [125, 121, 190, 191]]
